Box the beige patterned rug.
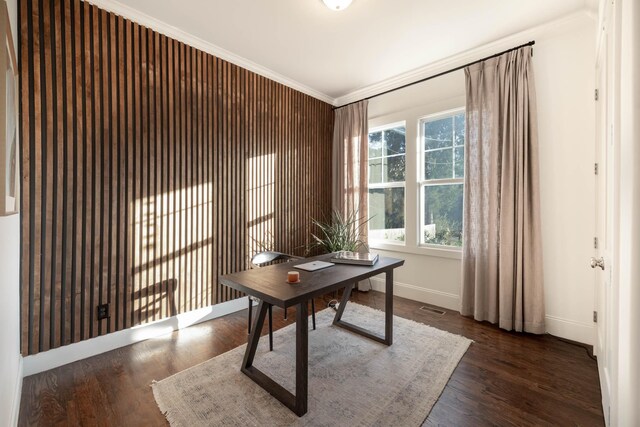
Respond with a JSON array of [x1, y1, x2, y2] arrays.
[[152, 303, 471, 426]]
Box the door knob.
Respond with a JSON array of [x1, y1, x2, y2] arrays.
[[590, 257, 605, 270]]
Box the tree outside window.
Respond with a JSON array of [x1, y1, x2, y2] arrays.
[[368, 124, 406, 243], [421, 110, 465, 247]]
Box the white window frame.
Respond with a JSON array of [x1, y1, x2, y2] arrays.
[[418, 107, 465, 250], [367, 121, 406, 245]]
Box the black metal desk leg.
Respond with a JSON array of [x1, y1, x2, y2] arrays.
[[242, 301, 269, 369], [268, 304, 273, 351], [240, 300, 308, 417], [333, 276, 392, 346], [333, 283, 354, 324], [247, 298, 253, 335], [296, 302, 309, 416], [385, 269, 393, 346]]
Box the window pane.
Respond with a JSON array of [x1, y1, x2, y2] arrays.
[[454, 147, 464, 178], [425, 148, 453, 180], [368, 158, 382, 184], [384, 127, 406, 155], [385, 155, 405, 182], [454, 113, 465, 147], [368, 131, 382, 158], [424, 117, 453, 150], [369, 187, 405, 242], [422, 184, 463, 247]]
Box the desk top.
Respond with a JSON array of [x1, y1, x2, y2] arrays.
[[219, 254, 404, 308]]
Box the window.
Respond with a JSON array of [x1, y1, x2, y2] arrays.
[[368, 123, 406, 243], [420, 110, 465, 247]]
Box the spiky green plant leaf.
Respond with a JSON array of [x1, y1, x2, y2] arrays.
[[308, 209, 370, 254]]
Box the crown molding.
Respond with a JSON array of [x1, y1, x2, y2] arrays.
[[84, 0, 336, 105], [81, 2, 595, 108], [334, 9, 596, 107]]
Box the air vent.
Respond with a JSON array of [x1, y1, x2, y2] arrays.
[[419, 306, 446, 315]]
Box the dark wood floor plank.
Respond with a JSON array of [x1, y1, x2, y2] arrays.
[[18, 292, 604, 426]]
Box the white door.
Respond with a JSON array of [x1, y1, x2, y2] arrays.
[[594, 13, 618, 424], [593, 43, 609, 420]]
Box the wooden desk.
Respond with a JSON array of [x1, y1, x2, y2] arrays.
[[219, 254, 404, 417]]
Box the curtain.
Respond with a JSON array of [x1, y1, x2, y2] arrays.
[[461, 46, 545, 334], [332, 100, 369, 245]]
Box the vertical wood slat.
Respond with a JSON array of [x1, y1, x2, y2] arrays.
[[37, 0, 47, 352], [61, 0, 71, 347], [19, 0, 334, 355], [51, 0, 62, 350], [79, 0, 88, 343], [89, 3, 97, 340], [19, 0, 32, 354]]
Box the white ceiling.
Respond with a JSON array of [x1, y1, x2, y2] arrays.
[[97, 0, 591, 103]]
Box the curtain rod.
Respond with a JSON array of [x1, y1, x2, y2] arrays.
[[334, 40, 535, 110]]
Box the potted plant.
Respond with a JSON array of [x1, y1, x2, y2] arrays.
[[309, 209, 370, 254], [308, 209, 372, 293]]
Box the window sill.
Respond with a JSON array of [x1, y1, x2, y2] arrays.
[[369, 241, 462, 260]]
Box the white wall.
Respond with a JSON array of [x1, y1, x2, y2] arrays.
[[0, 214, 22, 425], [367, 12, 597, 344], [535, 14, 596, 344], [1, 0, 22, 424]]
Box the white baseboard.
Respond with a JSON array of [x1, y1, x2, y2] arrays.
[[368, 277, 460, 311], [369, 278, 595, 345], [11, 355, 23, 427], [545, 314, 595, 345], [23, 297, 250, 377]]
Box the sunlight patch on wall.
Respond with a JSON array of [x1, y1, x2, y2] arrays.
[[132, 183, 214, 324], [246, 154, 275, 261]]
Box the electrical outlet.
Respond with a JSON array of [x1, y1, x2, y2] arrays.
[[97, 303, 110, 320]]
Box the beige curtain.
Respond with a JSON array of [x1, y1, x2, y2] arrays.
[[461, 46, 545, 334], [332, 100, 369, 245]]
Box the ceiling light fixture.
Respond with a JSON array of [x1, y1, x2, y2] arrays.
[[322, 0, 353, 11]]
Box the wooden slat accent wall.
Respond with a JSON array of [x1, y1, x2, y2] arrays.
[[19, 0, 334, 355]]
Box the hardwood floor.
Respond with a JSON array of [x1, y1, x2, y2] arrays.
[[18, 291, 604, 426]]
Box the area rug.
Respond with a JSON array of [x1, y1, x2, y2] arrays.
[[152, 303, 471, 426]]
